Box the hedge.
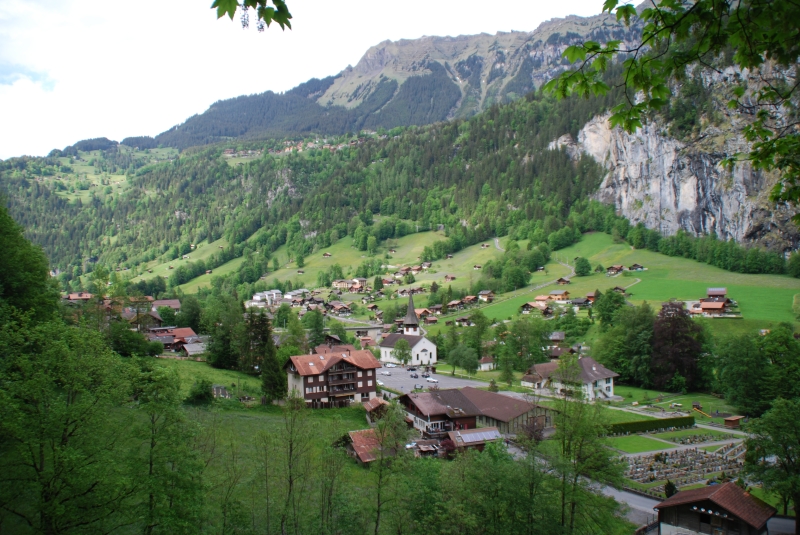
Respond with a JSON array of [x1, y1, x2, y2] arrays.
[[608, 416, 695, 435]]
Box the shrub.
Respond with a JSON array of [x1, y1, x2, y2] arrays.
[[186, 379, 214, 405], [608, 416, 695, 435]]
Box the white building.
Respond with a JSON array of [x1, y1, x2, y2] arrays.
[[521, 357, 619, 401], [379, 295, 437, 366]]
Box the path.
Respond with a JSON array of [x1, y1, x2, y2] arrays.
[[493, 238, 504, 252]]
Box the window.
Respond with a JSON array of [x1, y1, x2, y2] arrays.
[[309, 376, 314, 383], [367, 370, 372, 376], [606, 386, 611, 392], [606, 378, 611, 384], [358, 381, 363, 387], [305, 387, 311, 394], [368, 380, 373, 386], [358, 371, 363, 377], [593, 380, 598, 387]]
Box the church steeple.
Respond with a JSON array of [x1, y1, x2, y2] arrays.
[[403, 294, 419, 335]]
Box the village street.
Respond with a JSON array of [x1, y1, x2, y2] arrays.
[[378, 370, 489, 395]]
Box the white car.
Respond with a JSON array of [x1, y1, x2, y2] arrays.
[[381, 371, 391, 376], [426, 377, 439, 383], [377, 380, 385, 386], [385, 363, 396, 368]]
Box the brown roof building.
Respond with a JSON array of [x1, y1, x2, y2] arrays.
[[398, 389, 481, 437], [285, 350, 382, 408], [447, 427, 502, 452], [521, 357, 619, 401], [459, 387, 555, 433], [654, 482, 775, 535]]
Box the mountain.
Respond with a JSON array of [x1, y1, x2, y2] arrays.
[[153, 11, 640, 150]]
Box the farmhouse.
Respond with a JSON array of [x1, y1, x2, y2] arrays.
[[520, 302, 552, 315], [285, 349, 382, 408], [571, 297, 591, 307], [478, 356, 495, 371], [478, 290, 494, 302], [152, 299, 181, 312], [654, 482, 775, 535], [378, 296, 437, 366], [521, 357, 619, 401], [534, 295, 550, 302], [707, 287, 728, 299], [64, 291, 94, 302], [556, 277, 571, 285], [586, 291, 597, 303], [629, 263, 644, 271], [607, 265, 625, 275], [549, 290, 571, 302]]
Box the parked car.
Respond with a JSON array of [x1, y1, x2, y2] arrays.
[[421, 372, 430, 378], [407, 366, 417, 371], [380, 371, 391, 376], [414, 384, 424, 390], [426, 377, 439, 383], [410, 373, 419, 378], [377, 380, 385, 386], [385, 363, 396, 368]]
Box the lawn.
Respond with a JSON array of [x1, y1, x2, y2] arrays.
[[653, 429, 734, 442], [130, 237, 229, 283], [606, 435, 673, 453], [154, 358, 263, 397], [611, 385, 739, 425]]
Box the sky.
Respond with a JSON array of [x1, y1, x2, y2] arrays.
[[0, 0, 603, 159]]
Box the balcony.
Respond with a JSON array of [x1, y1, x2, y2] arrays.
[[330, 385, 356, 395], [328, 374, 357, 386]]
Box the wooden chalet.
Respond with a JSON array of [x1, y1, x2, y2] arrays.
[[398, 389, 481, 437], [478, 290, 494, 302], [629, 263, 644, 271], [424, 316, 439, 325], [549, 290, 570, 301], [556, 277, 570, 285], [285, 349, 382, 408], [520, 301, 552, 316], [607, 265, 625, 275], [586, 291, 597, 303]]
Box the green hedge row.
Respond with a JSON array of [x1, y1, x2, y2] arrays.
[[609, 416, 695, 435]]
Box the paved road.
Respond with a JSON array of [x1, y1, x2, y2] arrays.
[[377, 369, 488, 395]]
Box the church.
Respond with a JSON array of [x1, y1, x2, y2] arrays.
[[379, 295, 438, 366]]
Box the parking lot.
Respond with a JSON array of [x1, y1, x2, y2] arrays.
[[376, 367, 489, 395]]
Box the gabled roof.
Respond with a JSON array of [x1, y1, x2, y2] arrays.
[[363, 397, 389, 413], [153, 299, 181, 309], [314, 344, 357, 354], [287, 350, 381, 375], [549, 331, 566, 341], [459, 387, 536, 423], [655, 482, 775, 530], [379, 333, 424, 348], [550, 290, 569, 296], [707, 287, 728, 296], [447, 427, 502, 447], [700, 301, 726, 310], [348, 429, 381, 463], [399, 389, 481, 418], [530, 357, 618, 384]]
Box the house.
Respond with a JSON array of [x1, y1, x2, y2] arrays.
[[447, 299, 464, 310], [148, 327, 198, 351], [381, 277, 395, 286], [121, 308, 163, 331], [315, 344, 358, 355], [362, 396, 390, 421], [455, 316, 474, 327], [534, 295, 550, 302], [548, 346, 576, 359], [359, 336, 376, 348], [459, 387, 555, 433], [414, 308, 432, 319], [322, 252, 332, 258], [707, 287, 728, 299], [629, 263, 644, 271], [724, 415, 746, 429], [571, 297, 591, 307], [690, 301, 728, 316], [378, 295, 437, 366], [285, 349, 382, 408], [521, 357, 619, 401], [332, 279, 351, 290], [444, 274, 456, 282], [398, 389, 481, 437], [411, 266, 422, 274], [64, 292, 94, 302], [548, 331, 566, 345], [478, 356, 495, 371], [549, 290, 571, 302], [424, 316, 439, 325], [520, 302, 552, 316], [463, 295, 478, 305], [612, 286, 626, 294], [481, 243, 490, 249], [607, 265, 625, 275], [653, 482, 775, 535], [182, 343, 206, 359], [421, 262, 432, 269], [346, 429, 384, 465], [429, 304, 443, 315], [586, 291, 597, 303], [447, 427, 502, 452], [556, 277, 571, 285], [478, 290, 494, 302]]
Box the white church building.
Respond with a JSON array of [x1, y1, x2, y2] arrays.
[[379, 295, 437, 366]]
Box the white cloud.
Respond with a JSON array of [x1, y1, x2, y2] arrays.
[[0, 0, 603, 158]]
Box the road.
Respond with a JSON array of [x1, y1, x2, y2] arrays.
[[377, 369, 488, 395]]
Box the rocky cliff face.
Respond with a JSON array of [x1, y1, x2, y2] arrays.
[[552, 115, 799, 251]]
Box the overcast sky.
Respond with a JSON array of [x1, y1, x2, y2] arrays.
[[0, 0, 602, 159]]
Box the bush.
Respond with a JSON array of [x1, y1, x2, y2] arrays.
[[608, 416, 695, 435], [186, 379, 214, 405]]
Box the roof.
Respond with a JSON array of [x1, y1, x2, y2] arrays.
[[153, 299, 181, 309], [404, 295, 419, 325], [535, 295, 550, 301], [478, 290, 494, 295], [700, 301, 726, 310], [380, 333, 424, 349], [654, 482, 775, 530], [447, 427, 502, 447], [287, 350, 382, 376], [550, 290, 568, 296], [348, 429, 381, 463], [400, 389, 481, 418], [549, 331, 566, 341], [314, 344, 357, 354], [183, 343, 207, 356], [459, 387, 536, 423], [479, 356, 494, 364], [363, 397, 390, 413], [532, 357, 618, 384], [707, 287, 728, 296]]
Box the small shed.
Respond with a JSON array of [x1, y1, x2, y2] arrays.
[[724, 415, 746, 429]]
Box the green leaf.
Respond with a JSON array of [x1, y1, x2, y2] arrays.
[[602, 0, 620, 13], [564, 45, 587, 64], [211, 0, 239, 20]]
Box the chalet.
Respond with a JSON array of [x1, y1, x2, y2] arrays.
[[398, 389, 481, 437], [363, 396, 389, 421], [549, 346, 576, 359], [429, 304, 443, 315], [382, 324, 393, 333], [411, 266, 422, 274], [612, 286, 626, 294], [586, 291, 597, 303], [285, 349, 382, 408], [549, 290, 571, 302], [444, 274, 457, 282], [330, 303, 352, 316], [322, 252, 332, 258], [707, 287, 728, 299], [359, 337, 376, 348], [690, 301, 727, 316], [361, 295, 374, 304], [534, 295, 550, 302], [346, 429, 383, 465], [121, 308, 163, 331], [607, 265, 625, 275], [459, 387, 555, 433], [421, 262, 432, 269], [332, 279, 351, 290], [478, 356, 495, 371], [473, 265, 482, 270], [455, 316, 474, 327], [447, 427, 502, 452], [629, 263, 644, 271], [182, 343, 207, 359], [399, 267, 411, 274], [446, 254, 454, 259], [556, 277, 570, 285], [520, 302, 553, 316], [548, 331, 566, 345], [447, 299, 464, 310], [148, 327, 198, 351], [521, 357, 618, 401], [571, 297, 591, 307], [414, 308, 432, 319], [477, 290, 494, 302], [381, 278, 395, 286], [463, 295, 478, 305], [393, 272, 405, 280], [654, 482, 775, 535], [366, 304, 379, 312], [64, 292, 94, 302], [379, 296, 437, 366], [424, 316, 439, 325]]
